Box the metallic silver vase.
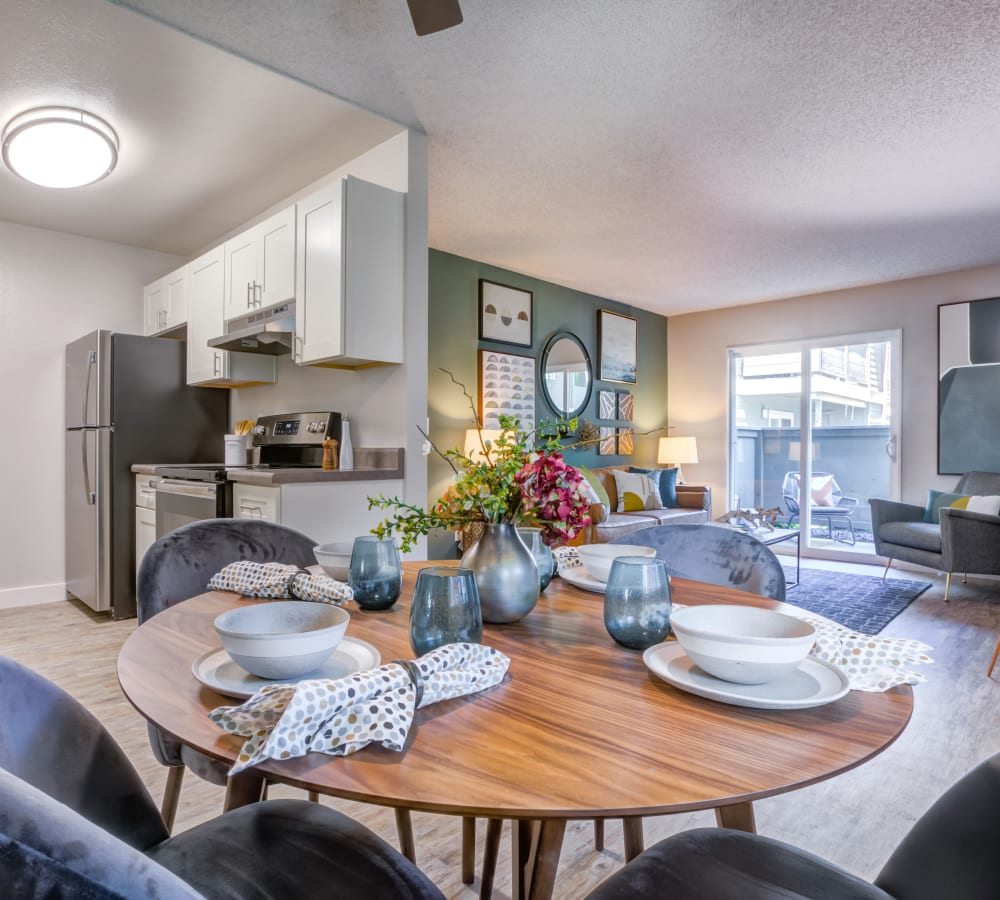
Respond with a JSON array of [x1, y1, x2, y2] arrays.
[[461, 523, 539, 623]]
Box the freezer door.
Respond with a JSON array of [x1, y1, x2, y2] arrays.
[[65, 426, 111, 612], [65, 330, 111, 428]]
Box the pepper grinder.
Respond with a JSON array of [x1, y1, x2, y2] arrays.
[[322, 438, 339, 470]]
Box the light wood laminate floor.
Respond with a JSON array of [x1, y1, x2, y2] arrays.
[[2, 562, 997, 898]]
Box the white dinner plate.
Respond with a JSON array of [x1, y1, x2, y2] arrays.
[[192, 637, 381, 699], [641, 642, 850, 710], [559, 565, 607, 593]]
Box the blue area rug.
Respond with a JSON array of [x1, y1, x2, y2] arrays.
[[782, 567, 932, 635]]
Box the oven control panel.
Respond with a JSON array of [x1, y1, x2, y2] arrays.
[[251, 411, 341, 447]]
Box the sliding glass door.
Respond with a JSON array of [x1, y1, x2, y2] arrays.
[[729, 330, 900, 559]]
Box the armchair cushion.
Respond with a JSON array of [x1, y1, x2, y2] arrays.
[[810, 474, 836, 506], [879, 521, 943, 553], [924, 490, 966, 523]]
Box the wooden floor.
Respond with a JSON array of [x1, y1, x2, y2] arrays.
[[2, 561, 997, 898]]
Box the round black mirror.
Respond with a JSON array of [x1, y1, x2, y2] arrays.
[[540, 332, 592, 419]]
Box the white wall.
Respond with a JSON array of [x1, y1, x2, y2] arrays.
[[0, 221, 181, 607], [668, 262, 1000, 512]]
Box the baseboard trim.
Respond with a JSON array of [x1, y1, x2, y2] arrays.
[[0, 582, 68, 610]]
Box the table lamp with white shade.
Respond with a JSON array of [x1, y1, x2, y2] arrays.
[[657, 436, 699, 484], [464, 429, 503, 463]]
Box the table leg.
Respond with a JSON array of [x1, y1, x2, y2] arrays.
[[480, 818, 503, 900], [395, 808, 417, 863], [715, 802, 757, 833], [511, 819, 567, 900], [622, 816, 644, 860], [223, 771, 265, 811]]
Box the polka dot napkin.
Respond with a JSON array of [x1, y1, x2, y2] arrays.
[[208, 560, 353, 606], [209, 642, 510, 775]]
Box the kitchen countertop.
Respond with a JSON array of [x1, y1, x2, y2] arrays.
[[131, 448, 404, 484]]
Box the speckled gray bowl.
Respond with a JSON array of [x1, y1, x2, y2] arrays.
[[214, 601, 350, 680], [313, 542, 354, 581]]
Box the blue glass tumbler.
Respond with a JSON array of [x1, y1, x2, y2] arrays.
[[349, 536, 402, 611], [516, 527, 555, 591], [603, 557, 672, 650], [409, 566, 483, 656]]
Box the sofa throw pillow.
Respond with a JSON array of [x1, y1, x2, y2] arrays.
[[949, 494, 1000, 517], [924, 489, 965, 523], [577, 466, 611, 509], [612, 469, 664, 513], [628, 466, 679, 508], [810, 475, 836, 507]]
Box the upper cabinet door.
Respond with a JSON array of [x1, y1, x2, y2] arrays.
[[295, 176, 404, 368], [143, 277, 165, 335], [187, 246, 227, 385], [224, 231, 257, 320], [258, 206, 296, 308], [163, 267, 188, 331]]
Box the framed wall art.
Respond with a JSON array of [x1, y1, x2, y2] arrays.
[[617, 391, 634, 421], [938, 297, 1000, 474], [598, 309, 637, 383], [598, 389, 617, 420], [479, 349, 535, 431], [617, 428, 634, 455], [479, 279, 533, 347], [598, 427, 617, 456]]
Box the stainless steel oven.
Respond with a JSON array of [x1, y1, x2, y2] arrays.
[[154, 468, 233, 538]]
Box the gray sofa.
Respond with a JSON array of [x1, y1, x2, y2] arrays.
[[869, 470, 1000, 600]]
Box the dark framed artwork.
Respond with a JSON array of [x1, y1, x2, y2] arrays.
[[479, 349, 535, 431], [479, 279, 533, 347], [598, 389, 616, 420], [598, 309, 637, 383], [939, 298, 1000, 474], [617, 391, 634, 422]]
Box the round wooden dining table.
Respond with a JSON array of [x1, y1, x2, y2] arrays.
[[118, 561, 913, 900]]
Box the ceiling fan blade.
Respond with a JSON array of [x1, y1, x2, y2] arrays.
[[406, 0, 463, 36]]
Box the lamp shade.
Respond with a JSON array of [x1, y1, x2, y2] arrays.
[[657, 436, 699, 465], [464, 429, 502, 462]]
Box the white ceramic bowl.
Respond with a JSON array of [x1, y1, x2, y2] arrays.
[[577, 544, 657, 583], [313, 542, 354, 581], [214, 601, 350, 680], [669, 605, 816, 685]]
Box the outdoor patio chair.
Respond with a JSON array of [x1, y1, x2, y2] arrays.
[[0, 655, 443, 900], [584, 751, 1000, 900], [782, 471, 858, 545]]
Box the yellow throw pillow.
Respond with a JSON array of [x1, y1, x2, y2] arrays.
[[612, 470, 663, 513]]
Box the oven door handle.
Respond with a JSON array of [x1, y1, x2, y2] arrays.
[[155, 480, 221, 500]]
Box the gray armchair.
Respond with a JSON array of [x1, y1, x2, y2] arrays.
[[0, 655, 444, 900], [870, 470, 1000, 600]]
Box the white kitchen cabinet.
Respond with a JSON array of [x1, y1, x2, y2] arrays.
[[233, 484, 281, 522], [186, 246, 276, 387], [230, 479, 404, 548], [224, 206, 296, 320], [135, 474, 160, 579], [294, 176, 404, 368], [143, 266, 188, 335]]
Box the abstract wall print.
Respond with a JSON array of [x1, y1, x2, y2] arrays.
[[479, 349, 535, 432], [598, 427, 617, 455], [939, 298, 1000, 474], [479, 280, 533, 347], [598, 309, 637, 383], [598, 389, 617, 420], [617, 428, 634, 455], [617, 391, 634, 421]]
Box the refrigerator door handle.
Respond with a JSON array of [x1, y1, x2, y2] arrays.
[[81, 430, 96, 505], [82, 350, 97, 426]]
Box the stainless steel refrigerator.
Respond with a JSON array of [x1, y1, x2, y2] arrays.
[[65, 331, 228, 619]]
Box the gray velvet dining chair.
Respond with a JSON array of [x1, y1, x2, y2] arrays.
[[136, 517, 322, 829], [584, 752, 1000, 900], [0, 654, 444, 900], [610, 522, 787, 602]]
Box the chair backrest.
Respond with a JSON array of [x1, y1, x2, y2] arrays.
[[955, 470, 1000, 496], [0, 655, 169, 851], [875, 753, 1000, 900], [136, 518, 319, 623], [0, 767, 202, 899], [609, 523, 787, 602]]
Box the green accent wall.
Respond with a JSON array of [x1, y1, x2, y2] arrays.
[[427, 249, 669, 558]]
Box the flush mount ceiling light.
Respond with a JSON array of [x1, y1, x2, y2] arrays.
[[2, 107, 119, 188]]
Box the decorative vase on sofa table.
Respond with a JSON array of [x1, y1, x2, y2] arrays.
[[460, 523, 539, 623]]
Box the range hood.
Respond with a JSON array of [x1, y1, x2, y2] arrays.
[[208, 301, 294, 355]]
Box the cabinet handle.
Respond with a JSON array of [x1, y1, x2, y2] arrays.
[[239, 503, 263, 518], [254, 281, 262, 308], [246, 282, 252, 309], [293, 334, 303, 363], [214, 351, 222, 377]]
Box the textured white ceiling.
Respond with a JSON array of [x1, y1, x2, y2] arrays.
[[0, 0, 400, 255], [13, 1, 1000, 314]]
